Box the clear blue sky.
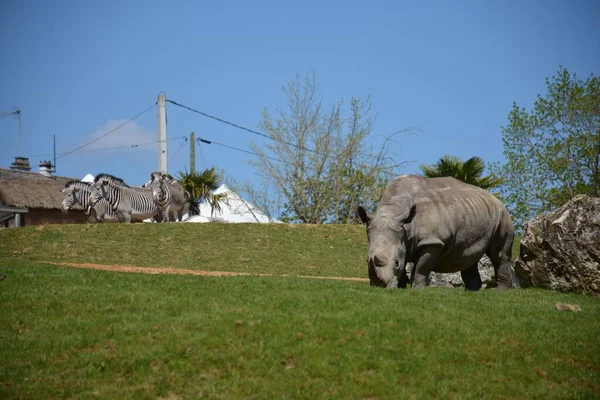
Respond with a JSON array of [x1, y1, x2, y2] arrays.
[[1, 0, 598, 190]]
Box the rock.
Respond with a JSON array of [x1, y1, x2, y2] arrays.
[[515, 195, 600, 296], [406, 256, 520, 289], [555, 303, 582, 312], [428, 255, 497, 288]]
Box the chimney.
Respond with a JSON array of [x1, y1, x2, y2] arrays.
[[39, 160, 53, 177], [10, 157, 31, 172]]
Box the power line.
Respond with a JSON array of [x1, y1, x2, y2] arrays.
[[169, 98, 407, 174], [169, 136, 188, 163], [0, 136, 186, 160], [56, 103, 157, 160], [197, 135, 405, 175], [0, 109, 20, 119], [197, 136, 207, 170], [167, 99, 321, 156], [197, 137, 282, 163], [75, 136, 185, 155]]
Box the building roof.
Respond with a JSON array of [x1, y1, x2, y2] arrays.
[[0, 168, 84, 210]]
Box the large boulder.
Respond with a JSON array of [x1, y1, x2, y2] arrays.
[[515, 195, 600, 296], [406, 256, 520, 289]]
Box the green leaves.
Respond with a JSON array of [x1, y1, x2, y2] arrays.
[[419, 155, 503, 190], [176, 167, 225, 216], [491, 66, 600, 230]]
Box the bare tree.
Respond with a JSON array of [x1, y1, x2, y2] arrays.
[[250, 72, 407, 223]]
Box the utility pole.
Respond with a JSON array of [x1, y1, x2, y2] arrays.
[[190, 131, 196, 173], [157, 93, 168, 173]]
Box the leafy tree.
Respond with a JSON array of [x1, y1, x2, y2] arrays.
[[491, 66, 600, 229], [420, 155, 503, 190], [177, 167, 227, 216], [250, 72, 406, 224]]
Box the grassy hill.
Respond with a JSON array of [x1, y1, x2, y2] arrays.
[[0, 223, 369, 278], [0, 224, 597, 399]]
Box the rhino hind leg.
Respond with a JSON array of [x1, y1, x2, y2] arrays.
[[486, 238, 514, 291], [461, 264, 482, 291]]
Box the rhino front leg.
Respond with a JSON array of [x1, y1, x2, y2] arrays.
[[411, 245, 442, 289], [397, 264, 410, 288], [461, 263, 482, 291]]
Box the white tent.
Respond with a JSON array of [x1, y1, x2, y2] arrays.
[[81, 173, 94, 183], [185, 184, 281, 224]]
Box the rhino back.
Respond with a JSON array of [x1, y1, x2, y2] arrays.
[[380, 175, 512, 271]]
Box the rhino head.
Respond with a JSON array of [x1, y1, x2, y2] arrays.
[[356, 204, 416, 288]]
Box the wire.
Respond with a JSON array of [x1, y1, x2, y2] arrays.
[[169, 98, 407, 175], [167, 98, 407, 173], [55, 103, 157, 160], [0, 110, 19, 120], [197, 137, 282, 163], [169, 137, 188, 163], [197, 137, 208, 170], [167, 99, 321, 156], [197, 135, 405, 175], [75, 136, 185, 154], [0, 136, 186, 160]]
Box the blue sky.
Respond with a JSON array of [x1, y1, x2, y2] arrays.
[[1, 0, 598, 191]]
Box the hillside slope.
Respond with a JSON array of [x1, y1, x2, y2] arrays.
[[0, 223, 368, 278]]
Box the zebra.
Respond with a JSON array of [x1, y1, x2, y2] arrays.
[[90, 173, 160, 223], [144, 172, 189, 222], [60, 180, 118, 223]]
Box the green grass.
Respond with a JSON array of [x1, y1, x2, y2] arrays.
[[0, 223, 367, 278], [0, 224, 521, 277], [0, 224, 598, 399]]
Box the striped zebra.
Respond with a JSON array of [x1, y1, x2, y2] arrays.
[[145, 172, 189, 222], [90, 173, 160, 223], [61, 180, 117, 223]]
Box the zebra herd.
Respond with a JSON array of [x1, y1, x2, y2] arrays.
[[60, 172, 190, 223]]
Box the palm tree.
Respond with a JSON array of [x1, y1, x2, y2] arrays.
[[419, 155, 503, 190], [177, 167, 227, 216]]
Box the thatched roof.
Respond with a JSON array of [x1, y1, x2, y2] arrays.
[[0, 168, 84, 210]]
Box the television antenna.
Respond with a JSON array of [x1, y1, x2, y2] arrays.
[[1, 108, 22, 154]]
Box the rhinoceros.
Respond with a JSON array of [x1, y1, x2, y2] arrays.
[[356, 175, 514, 291]]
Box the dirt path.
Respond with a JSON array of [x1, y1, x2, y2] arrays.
[[42, 261, 369, 282]]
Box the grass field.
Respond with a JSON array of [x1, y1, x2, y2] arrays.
[[0, 224, 598, 399]]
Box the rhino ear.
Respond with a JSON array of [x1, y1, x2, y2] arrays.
[[396, 204, 416, 225], [355, 205, 372, 225]]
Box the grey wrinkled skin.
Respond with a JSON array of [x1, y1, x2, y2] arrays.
[[357, 175, 514, 291]]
